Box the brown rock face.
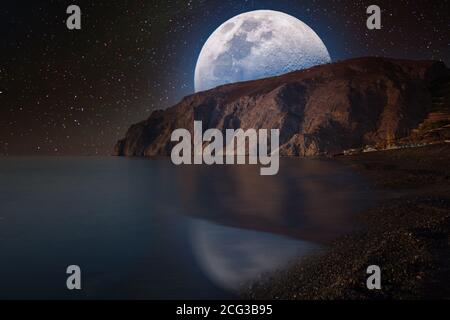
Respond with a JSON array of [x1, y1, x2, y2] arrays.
[[114, 57, 450, 157]]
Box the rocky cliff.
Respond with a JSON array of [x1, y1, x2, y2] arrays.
[[114, 57, 450, 157]]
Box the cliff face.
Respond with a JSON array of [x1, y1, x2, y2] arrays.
[[114, 57, 449, 157]]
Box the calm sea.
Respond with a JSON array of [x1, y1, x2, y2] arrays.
[[0, 157, 373, 299]]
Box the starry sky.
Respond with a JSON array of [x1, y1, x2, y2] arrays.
[[1, 0, 449, 156]]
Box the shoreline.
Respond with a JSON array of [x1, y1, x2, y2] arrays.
[[243, 144, 450, 299]]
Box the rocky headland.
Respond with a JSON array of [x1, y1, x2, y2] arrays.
[[114, 57, 450, 157]]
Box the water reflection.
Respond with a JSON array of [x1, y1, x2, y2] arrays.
[[170, 158, 373, 243], [189, 219, 319, 291]]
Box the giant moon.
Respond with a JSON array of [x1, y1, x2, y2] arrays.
[[194, 10, 331, 92]]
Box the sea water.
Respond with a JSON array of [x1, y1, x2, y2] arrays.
[[0, 157, 373, 299]]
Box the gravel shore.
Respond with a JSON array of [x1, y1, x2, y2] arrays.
[[243, 144, 450, 300]]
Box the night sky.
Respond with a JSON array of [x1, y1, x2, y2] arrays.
[[1, 0, 449, 156]]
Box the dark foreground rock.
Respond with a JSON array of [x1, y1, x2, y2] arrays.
[[114, 57, 450, 157], [243, 144, 450, 300]]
